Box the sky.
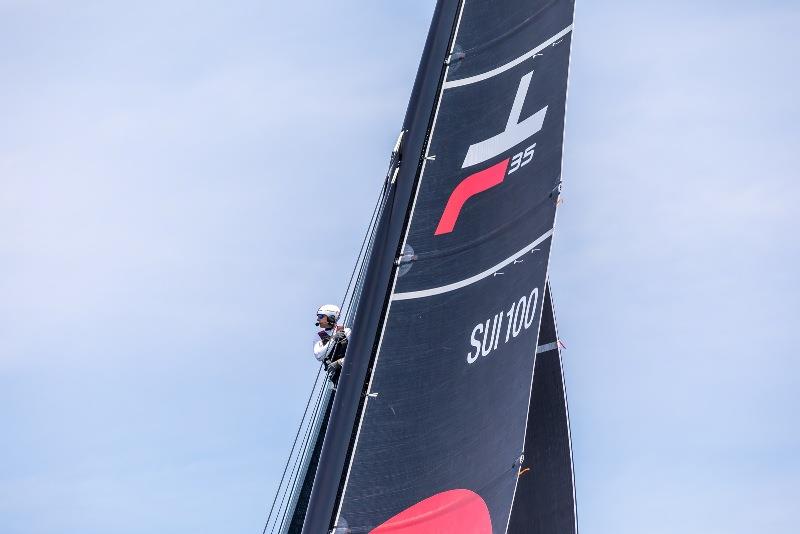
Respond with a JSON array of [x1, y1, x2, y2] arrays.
[[0, 1, 798, 533]]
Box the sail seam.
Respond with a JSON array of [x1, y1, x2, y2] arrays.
[[391, 228, 552, 301], [443, 24, 573, 89]]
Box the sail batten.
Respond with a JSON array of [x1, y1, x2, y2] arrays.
[[443, 24, 574, 89], [392, 229, 553, 301]]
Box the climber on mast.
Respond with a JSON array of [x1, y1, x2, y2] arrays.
[[314, 304, 350, 382]]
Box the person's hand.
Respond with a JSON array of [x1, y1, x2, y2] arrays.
[[329, 359, 343, 370], [332, 331, 346, 343], [334, 325, 344, 332]]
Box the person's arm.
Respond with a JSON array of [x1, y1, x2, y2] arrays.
[[313, 331, 333, 362], [328, 327, 351, 367]]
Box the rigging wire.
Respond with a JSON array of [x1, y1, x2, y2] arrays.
[[261, 364, 325, 534], [343, 170, 395, 328], [274, 372, 333, 532], [338, 178, 391, 323], [260, 169, 394, 534]]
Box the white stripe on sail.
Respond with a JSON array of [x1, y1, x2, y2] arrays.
[[536, 341, 559, 354], [392, 229, 553, 301], [443, 24, 573, 90]]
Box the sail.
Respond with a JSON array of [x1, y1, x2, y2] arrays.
[[294, 1, 577, 532], [507, 283, 577, 533], [328, 1, 576, 532]]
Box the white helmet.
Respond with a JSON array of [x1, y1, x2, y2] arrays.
[[316, 304, 340, 325]]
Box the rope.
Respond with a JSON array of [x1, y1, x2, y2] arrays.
[[260, 168, 394, 534], [339, 178, 391, 323], [274, 372, 332, 532], [261, 364, 325, 534]]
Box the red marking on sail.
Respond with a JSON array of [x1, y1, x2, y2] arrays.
[[369, 489, 491, 533], [434, 159, 510, 235]]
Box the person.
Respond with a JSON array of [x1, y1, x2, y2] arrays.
[[313, 304, 350, 382]]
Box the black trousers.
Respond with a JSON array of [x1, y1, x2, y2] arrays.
[[327, 360, 342, 385]]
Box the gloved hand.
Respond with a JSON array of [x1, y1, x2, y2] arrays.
[[328, 358, 343, 370], [332, 331, 346, 343]]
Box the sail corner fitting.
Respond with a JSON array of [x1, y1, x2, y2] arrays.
[[395, 244, 417, 276], [445, 44, 465, 66], [549, 181, 563, 199]]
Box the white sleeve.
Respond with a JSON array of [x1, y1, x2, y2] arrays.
[[313, 328, 351, 362], [313, 338, 330, 361]]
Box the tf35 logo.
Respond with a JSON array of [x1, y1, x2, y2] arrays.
[[435, 71, 548, 236]]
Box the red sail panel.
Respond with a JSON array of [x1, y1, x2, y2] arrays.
[[371, 489, 491, 534]]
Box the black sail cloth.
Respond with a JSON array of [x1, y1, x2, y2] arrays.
[[507, 283, 577, 533], [330, 0, 577, 532]]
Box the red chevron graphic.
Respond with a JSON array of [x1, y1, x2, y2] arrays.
[[434, 159, 510, 235]]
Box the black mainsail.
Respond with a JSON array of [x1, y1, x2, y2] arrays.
[[294, 1, 577, 532]]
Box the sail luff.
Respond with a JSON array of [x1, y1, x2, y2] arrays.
[[299, 3, 464, 532]]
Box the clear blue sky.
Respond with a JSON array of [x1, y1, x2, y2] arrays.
[[1, 1, 798, 533]]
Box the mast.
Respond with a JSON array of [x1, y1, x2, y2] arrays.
[[300, 2, 464, 532]]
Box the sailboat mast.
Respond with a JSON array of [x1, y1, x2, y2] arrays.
[[300, 2, 464, 532]]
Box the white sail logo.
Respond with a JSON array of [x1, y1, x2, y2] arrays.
[[462, 71, 548, 169], [467, 286, 540, 364], [435, 71, 548, 236]]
